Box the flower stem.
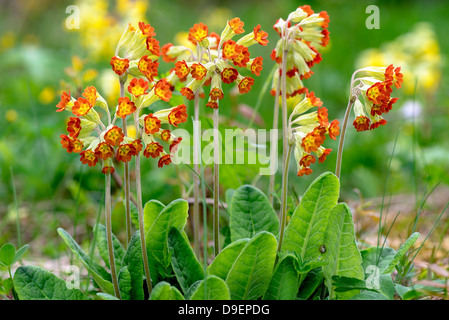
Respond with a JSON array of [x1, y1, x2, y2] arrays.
[[119, 80, 132, 246], [133, 113, 153, 297], [105, 173, 121, 299], [193, 92, 201, 260], [213, 107, 220, 257], [335, 97, 356, 179], [277, 48, 290, 255], [269, 76, 281, 207]]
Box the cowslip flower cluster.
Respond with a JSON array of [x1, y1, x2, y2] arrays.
[[161, 17, 268, 108], [350, 65, 403, 131], [270, 5, 330, 97], [288, 90, 339, 176], [57, 22, 189, 172]]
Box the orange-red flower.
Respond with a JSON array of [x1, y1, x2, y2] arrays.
[[169, 137, 183, 153], [229, 17, 245, 34], [238, 77, 254, 94], [82, 86, 97, 107], [221, 67, 239, 84], [56, 91, 71, 112], [95, 142, 114, 160], [222, 40, 241, 60], [67, 117, 82, 138], [110, 56, 130, 76], [318, 148, 332, 163], [301, 130, 324, 153], [297, 167, 313, 176], [160, 129, 171, 142], [175, 60, 190, 79], [104, 126, 125, 146], [144, 114, 161, 134], [158, 154, 172, 168], [232, 45, 250, 68], [80, 150, 99, 167], [209, 88, 224, 100], [328, 119, 340, 140], [116, 97, 136, 118], [161, 43, 176, 63], [250, 57, 263, 76], [253, 25, 269, 46], [143, 142, 164, 158], [128, 78, 149, 97], [116, 144, 136, 162], [168, 104, 188, 127], [300, 154, 316, 167], [190, 63, 207, 81], [138, 55, 159, 82], [154, 79, 172, 102], [72, 97, 92, 117], [102, 166, 115, 174], [138, 22, 156, 37], [189, 23, 209, 44], [317, 107, 329, 126], [180, 87, 195, 100], [131, 139, 143, 155], [60, 134, 83, 153], [353, 115, 371, 132], [146, 37, 160, 56], [206, 101, 219, 109]]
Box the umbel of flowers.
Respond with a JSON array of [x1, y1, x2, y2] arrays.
[[57, 22, 187, 173], [56, 21, 188, 299]]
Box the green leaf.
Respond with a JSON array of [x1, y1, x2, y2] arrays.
[[149, 281, 185, 300], [207, 238, 249, 280], [282, 172, 340, 265], [361, 246, 396, 274], [146, 199, 189, 284], [168, 227, 204, 294], [11, 244, 29, 265], [118, 266, 132, 300], [263, 254, 300, 300], [95, 224, 125, 270], [322, 203, 364, 300], [297, 268, 324, 300], [229, 185, 279, 241], [57, 228, 114, 295], [382, 232, 420, 274], [2, 278, 13, 295], [13, 265, 85, 300], [225, 231, 277, 300], [122, 231, 144, 300], [143, 199, 166, 235], [0, 243, 16, 267], [189, 276, 231, 300], [97, 293, 119, 300], [349, 291, 388, 300]]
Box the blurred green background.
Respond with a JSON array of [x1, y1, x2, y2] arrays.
[[0, 0, 448, 262]]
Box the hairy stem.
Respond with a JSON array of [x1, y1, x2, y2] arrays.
[[105, 173, 121, 299], [277, 47, 290, 255], [335, 97, 355, 179], [193, 92, 201, 260], [213, 107, 220, 257], [133, 113, 153, 296], [269, 76, 281, 207]]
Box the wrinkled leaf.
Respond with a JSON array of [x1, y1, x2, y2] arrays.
[[95, 224, 125, 270], [168, 227, 204, 294], [322, 203, 364, 299], [229, 185, 279, 241], [282, 172, 340, 266], [189, 276, 230, 300], [118, 266, 132, 300], [226, 231, 277, 300], [0, 243, 16, 267], [208, 238, 249, 280], [263, 254, 300, 300], [382, 232, 420, 274], [149, 281, 185, 300], [13, 265, 85, 300], [122, 231, 144, 300], [143, 199, 166, 235], [297, 268, 324, 300]]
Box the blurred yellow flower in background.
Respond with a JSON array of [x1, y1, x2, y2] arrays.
[[38, 87, 56, 104], [6, 109, 18, 123], [355, 22, 442, 95], [68, 0, 148, 61]]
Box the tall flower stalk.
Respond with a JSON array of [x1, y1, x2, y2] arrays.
[[162, 18, 267, 257], [57, 21, 189, 299], [335, 65, 403, 178], [269, 5, 336, 254]]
